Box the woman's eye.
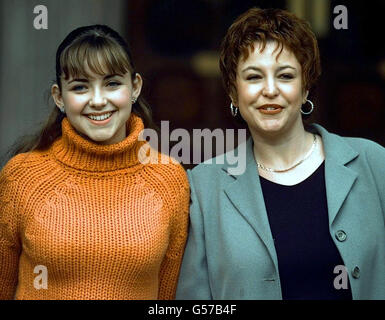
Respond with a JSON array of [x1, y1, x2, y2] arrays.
[[247, 75, 262, 80], [280, 74, 294, 79]]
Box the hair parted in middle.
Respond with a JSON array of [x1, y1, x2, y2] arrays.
[[219, 7, 321, 102], [56, 24, 154, 129], [4, 24, 157, 161]]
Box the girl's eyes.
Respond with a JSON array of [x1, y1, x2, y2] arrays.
[[107, 81, 121, 87], [70, 81, 121, 91], [72, 85, 87, 91]]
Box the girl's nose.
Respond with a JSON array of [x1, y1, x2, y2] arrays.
[[89, 92, 107, 108]]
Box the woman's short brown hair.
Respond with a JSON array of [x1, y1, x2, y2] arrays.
[[219, 7, 321, 101]]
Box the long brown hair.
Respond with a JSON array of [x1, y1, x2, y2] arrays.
[[3, 25, 156, 163]]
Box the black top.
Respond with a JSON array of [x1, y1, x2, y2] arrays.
[[259, 162, 352, 300]]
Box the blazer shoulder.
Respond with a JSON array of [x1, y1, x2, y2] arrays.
[[343, 137, 385, 162], [188, 155, 228, 186], [340, 137, 385, 182], [187, 154, 236, 204]]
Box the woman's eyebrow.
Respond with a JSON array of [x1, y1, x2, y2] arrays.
[[241, 65, 296, 73], [277, 65, 296, 71], [241, 66, 261, 73]]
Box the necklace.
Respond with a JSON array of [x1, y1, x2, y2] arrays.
[[256, 134, 317, 173]]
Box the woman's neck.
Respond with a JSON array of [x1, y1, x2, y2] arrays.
[[251, 123, 313, 171]]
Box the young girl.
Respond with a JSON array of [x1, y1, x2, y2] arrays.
[[0, 25, 189, 300]]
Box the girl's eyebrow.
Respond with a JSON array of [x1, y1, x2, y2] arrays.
[[68, 78, 88, 84], [104, 73, 124, 80], [67, 74, 123, 84]]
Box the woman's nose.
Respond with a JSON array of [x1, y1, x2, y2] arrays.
[[262, 78, 279, 98]]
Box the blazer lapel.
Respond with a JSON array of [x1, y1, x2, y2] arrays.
[[221, 126, 359, 267], [222, 138, 279, 268], [311, 124, 359, 226], [324, 161, 357, 226]]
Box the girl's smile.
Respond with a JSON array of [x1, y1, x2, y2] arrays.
[[52, 65, 142, 145]]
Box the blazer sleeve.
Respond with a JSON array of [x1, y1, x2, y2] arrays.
[[365, 140, 385, 223], [0, 158, 22, 299], [176, 169, 212, 300]]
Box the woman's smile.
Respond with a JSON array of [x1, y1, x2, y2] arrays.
[[235, 41, 308, 135], [257, 104, 284, 115]]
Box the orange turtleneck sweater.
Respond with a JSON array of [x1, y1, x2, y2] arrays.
[[0, 114, 189, 300]]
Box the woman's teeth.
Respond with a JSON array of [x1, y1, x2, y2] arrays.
[[87, 112, 113, 121]]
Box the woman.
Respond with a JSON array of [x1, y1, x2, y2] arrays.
[[0, 25, 189, 299], [176, 8, 385, 300]]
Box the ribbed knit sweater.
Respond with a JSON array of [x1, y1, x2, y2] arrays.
[[0, 114, 189, 300]]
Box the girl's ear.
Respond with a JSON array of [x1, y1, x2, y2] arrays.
[[52, 84, 64, 110], [302, 89, 309, 104], [132, 73, 143, 100]]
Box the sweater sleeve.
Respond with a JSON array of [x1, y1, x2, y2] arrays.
[[0, 156, 23, 299], [157, 164, 190, 300]]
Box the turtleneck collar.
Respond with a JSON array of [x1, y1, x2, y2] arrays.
[[51, 113, 147, 172]]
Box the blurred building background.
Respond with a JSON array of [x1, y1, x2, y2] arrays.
[[0, 0, 384, 169]]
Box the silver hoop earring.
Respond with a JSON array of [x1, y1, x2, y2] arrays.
[[301, 99, 314, 115], [59, 106, 65, 114], [132, 97, 137, 104], [230, 103, 238, 117]]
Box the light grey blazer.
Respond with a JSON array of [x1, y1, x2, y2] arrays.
[[176, 124, 385, 300]]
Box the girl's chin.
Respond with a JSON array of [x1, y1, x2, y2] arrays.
[[80, 129, 116, 144]]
